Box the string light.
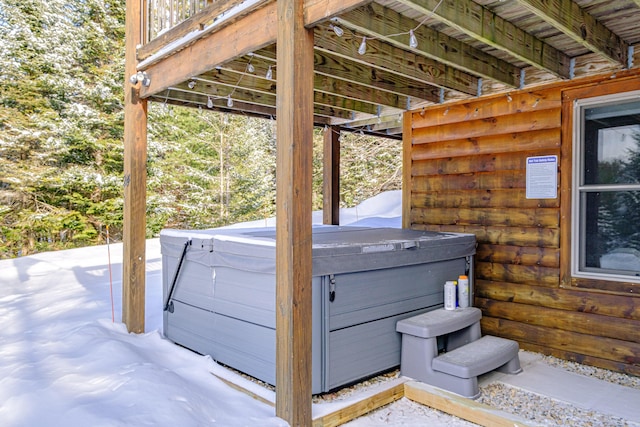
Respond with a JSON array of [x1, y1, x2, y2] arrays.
[[330, 24, 344, 37], [247, 63, 255, 73], [358, 37, 367, 55], [227, 94, 233, 108], [265, 65, 273, 80], [207, 96, 213, 108], [329, 0, 444, 53], [506, 93, 513, 102], [188, 80, 196, 89], [409, 30, 418, 49]]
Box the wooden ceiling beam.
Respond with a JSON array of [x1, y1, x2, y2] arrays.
[[219, 58, 382, 115], [314, 51, 442, 103], [337, 3, 521, 87], [179, 81, 355, 120], [202, 60, 388, 117], [315, 73, 409, 110], [514, 0, 628, 66], [254, 45, 442, 104], [313, 27, 480, 95], [396, 0, 572, 79], [343, 113, 403, 130], [139, 0, 371, 98], [155, 87, 346, 121]]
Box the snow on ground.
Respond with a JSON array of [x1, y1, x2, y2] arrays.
[[0, 240, 286, 427], [0, 191, 472, 426]]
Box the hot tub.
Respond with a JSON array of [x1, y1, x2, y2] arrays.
[[161, 226, 475, 393]]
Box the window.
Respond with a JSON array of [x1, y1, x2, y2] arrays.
[[573, 92, 640, 282]]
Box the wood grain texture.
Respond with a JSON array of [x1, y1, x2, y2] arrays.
[[474, 280, 640, 320], [123, 0, 148, 334], [312, 381, 405, 427], [476, 297, 640, 343], [411, 108, 561, 145], [274, 0, 314, 423], [404, 381, 537, 427], [323, 126, 340, 225], [481, 316, 640, 366]]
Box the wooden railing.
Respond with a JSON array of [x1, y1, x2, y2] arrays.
[[145, 0, 214, 43]]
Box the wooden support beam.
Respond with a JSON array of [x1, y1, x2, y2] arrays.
[[312, 381, 405, 426], [402, 111, 412, 229], [515, 0, 628, 66], [313, 27, 479, 96], [122, 0, 148, 333], [255, 44, 443, 103], [337, 3, 521, 87], [396, 0, 572, 79], [313, 50, 442, 103], [404, 381, 537, 427], [323, 126, 340, 225], [275, 0, 314, 424], [199, 65, 381, 115], [139, 0, 370, 98]]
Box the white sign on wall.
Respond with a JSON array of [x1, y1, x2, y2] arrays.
[[526, 155, 558, 199]]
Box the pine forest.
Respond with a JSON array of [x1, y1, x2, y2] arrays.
[[0, 0, 402, 259]]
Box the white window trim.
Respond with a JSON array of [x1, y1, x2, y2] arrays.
[[571, 90, 640, 284]]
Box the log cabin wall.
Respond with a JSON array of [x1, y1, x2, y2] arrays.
[[405, 70, 640, 376]]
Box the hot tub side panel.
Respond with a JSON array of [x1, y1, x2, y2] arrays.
[[161, 228, 475, 394], [322, 257, 466, 390]]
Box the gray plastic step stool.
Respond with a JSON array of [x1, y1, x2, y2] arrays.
[[396, 307, 522, 399]]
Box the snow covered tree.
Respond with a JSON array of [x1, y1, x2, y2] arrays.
[[0, 0, 402, 259], [0, 0, 126, 256]]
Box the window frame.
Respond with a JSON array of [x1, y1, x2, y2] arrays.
[[571, 90, 640, 284]]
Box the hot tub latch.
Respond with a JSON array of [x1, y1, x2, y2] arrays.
[[329, 274, 336, 302]]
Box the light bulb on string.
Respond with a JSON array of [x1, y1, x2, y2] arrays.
[[330, 24, 344, 37], [227, 95, 233, 108], [266, 65, 273, 80], [247, 63, 255, 73], [207, 96, 213, 109], [409, 30, 418, 48], [358, 37, 367, 55], [188, 80, 196, 89]]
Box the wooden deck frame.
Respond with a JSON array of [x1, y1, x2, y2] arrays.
[[274, 0, 315, 423], [123, 0, 148, 334], [211, 366, 538, 427], [323, 125, 341, 225]]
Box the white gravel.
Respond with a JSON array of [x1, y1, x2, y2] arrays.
[[337, 351, 640, 427]]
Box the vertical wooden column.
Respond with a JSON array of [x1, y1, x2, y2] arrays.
[[402, 111, 412, 229], [323, 126, 340, 225], [275, 0, 314, 423], [122, 0, 148, 333]]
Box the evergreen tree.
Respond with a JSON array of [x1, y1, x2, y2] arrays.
[[0, 0, 402, 259], [0, 0, 126, 257]]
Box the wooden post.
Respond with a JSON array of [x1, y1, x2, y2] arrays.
[[402, 111, 412, 229], [122, 0, 148, 333], [323, 126, 340, 225], [275, 0, 314, 423]]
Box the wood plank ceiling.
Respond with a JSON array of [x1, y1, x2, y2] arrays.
[[137, 0, 640, 139]]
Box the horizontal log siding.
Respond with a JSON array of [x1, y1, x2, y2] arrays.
[[407, 85, 640, 376]]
